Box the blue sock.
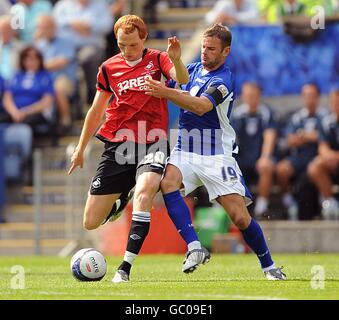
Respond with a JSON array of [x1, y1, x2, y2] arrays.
[[163, 190, 199, 245], [241, 218, 274, 270]]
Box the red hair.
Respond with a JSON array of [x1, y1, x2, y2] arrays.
[[114, 15, 148, 39]]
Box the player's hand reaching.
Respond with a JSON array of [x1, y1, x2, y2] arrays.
[[145, 78, 170, 99], [167, 36, 181, 62], [68, 148, 84, 175]]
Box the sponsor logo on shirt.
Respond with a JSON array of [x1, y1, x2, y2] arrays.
[[117, 74, 152, 95], [196, 78, 206, 84], [111, 72, 125, 77]]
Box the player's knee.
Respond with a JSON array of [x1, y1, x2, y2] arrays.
[[232, 213, 251, 230], [161, 167, 182, 193], [160, 175, 180, 193], [275, 163, 284, 175], [83, 215, 99, 230], [307, 158, 322, 178], [133, 190, 154, 209], [261, 161, 274, 174], [307, 161, 317, 179], [276, 161, 290, 177], [226, 202, 242, 218]]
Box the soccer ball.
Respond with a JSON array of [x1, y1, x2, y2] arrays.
[[70, 248, 107, 281]]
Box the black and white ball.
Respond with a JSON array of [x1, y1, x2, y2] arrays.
[[70, 248, 107, 281]]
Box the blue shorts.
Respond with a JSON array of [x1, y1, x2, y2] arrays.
[[287, 156, 310, 174]]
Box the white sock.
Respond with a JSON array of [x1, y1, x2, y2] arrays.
[[282, 193, 295, 207], [123, 251, 137, 265], [132, 211, 151, 222], [254, 197, 268, 216], [262, 263, 276, 272], [188, 241, 202, 251]]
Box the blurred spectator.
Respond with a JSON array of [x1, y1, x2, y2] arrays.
[[143, 0, 159, 24], [260, 0, 328, 24], [278, 1, 317, 43], [0, 74, 32, 186], [276, 83, 324, 219], [0, 0, 11, 15], [325, 0, 339, 15], [11, 0, 52, 43], [35, 14, 77, 132], [232, 82, 277, 218], [1, 123, 33, 183], [205, 0, 259, 26], [277, 0, 306, 19], [0, 15, 24, 81], [308, 87, 339, 220], [53, 0, 113, 103], [258, 0, 278, 23], [0, 46, 55, 135], [104, 0, 127, 59]]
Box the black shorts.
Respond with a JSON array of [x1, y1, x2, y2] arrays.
[[89, 140, 170, 195]]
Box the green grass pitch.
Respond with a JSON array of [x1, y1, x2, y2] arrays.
[[0, 254, 338, 300]]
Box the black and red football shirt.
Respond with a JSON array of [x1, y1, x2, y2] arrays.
[[96, 48, 174, 143]]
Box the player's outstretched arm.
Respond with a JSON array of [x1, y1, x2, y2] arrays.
[[68, 90, 111, 175], [145, 78, 213, 116], [167, 36, 189, 85]]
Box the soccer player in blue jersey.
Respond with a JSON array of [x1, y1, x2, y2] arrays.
[[146, 23, 286, 280]]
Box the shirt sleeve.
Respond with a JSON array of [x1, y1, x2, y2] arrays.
[[158, 52, 174, 80], [168, 79, 177, 89], [201, 79, 233, 108], [55, 39, 76, 62], [318, 125, 327, 143], [4, 75, 14, 93], [96, 63, 113, 93], [264, 109, 277, 131], [285, 115, 298, 137], [319, 118, 331, 143]]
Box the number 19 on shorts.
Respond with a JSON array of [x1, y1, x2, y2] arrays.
[[221, 166, 238, 182]]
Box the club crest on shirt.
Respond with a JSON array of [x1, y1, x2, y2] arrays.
[[145, 61, 154, 70]]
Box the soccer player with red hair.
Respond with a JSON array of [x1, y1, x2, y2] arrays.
[[68, 15, 189, 282]]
